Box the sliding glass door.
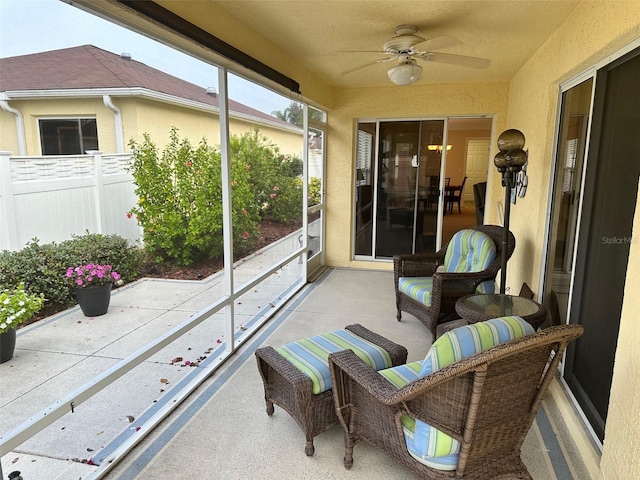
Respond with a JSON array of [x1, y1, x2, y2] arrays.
[[355, 117, 491, 259], [542, 47, 640, 443], [368, 119, 446, 257]]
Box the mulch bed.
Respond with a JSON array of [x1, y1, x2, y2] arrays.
[[141, 219, 302, 280]]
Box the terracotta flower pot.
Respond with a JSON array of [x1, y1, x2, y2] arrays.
[[75, 282, 113, 317]]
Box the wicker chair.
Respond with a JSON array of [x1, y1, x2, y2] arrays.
[[394, 225, 515, 341], [328, 323, 584, 479]]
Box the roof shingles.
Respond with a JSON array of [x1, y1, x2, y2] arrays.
[[0, 45, 290, 127]]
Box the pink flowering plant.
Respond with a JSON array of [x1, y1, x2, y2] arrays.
[[66, 263, 121, 289]]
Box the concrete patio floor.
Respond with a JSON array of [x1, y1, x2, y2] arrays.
[[1, 265, 592, 479]]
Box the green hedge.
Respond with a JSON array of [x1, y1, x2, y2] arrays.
[[0, 233, 143, 308], [128, 127, 306, 265]]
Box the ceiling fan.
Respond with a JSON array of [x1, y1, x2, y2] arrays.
[[343, 25, 490, 86]]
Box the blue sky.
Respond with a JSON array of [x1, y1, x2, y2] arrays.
[[0, 0, 292, 115]]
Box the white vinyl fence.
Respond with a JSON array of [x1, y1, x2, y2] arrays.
[[0, 151, 142, 251]]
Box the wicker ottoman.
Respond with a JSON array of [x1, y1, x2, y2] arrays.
[[255, 323, 407, 456]]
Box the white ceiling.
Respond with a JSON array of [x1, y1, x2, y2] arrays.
[[212, 0, 581, 88]]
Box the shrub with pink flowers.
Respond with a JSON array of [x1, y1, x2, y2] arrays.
[[128, 128, 260, 265], [66, 264, 121, 289]]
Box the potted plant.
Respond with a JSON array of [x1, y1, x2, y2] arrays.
[[66, 264, 121, 317], [1, 283, 45, 363]]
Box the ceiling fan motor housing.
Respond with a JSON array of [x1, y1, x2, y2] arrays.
[[383, 25, 425, 53]]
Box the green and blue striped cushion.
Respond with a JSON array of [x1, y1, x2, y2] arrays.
[[398, 230, 497, 305], [398, 277, 434, 306], [401, 317, 535, 470], [276, 329, 393, 395], [443, 229, 496, 273], [379, 360, 424, 388]]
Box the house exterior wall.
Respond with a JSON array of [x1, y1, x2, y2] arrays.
[[501, 2, 640, 479], [0, 96, 303, 157], [0, 97, 116, 155], [325, 82, 509, 269]]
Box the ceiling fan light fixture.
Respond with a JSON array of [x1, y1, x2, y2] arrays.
[[387, 58, 422, 86]]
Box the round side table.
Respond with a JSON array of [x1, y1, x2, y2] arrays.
[[455, 293, 546, 329]]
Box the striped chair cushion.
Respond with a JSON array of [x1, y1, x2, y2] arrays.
[[379, 360, 424, 388], [403, 316, 535, 470], [398, 277, 434, 306], [444, 229, 496, 273], [398, 230, 497, 306], [398, 275, 494, 307], [276, 329, 393, 395]]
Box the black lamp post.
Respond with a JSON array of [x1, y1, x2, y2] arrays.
[[494, 129, 528, 294]]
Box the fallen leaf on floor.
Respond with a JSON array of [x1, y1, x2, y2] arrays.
[[127, 415, 135, 423], [87, 447, 94, 452], [96, 431, 104, 435], [135, 426, 141, 431], [170, 357, 183, 364], [12, 457, 18, 463], [160, 389, 165, 393], [77, 320, 82, 323], [160, 378, 169, 384], [270, 303, 275, 308], [240, 326, 247, 331], [87, 458, 96, 465], [216, 339, 222, 343]]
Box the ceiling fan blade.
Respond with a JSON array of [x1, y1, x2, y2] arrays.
[[337, 50, 392, 54], [422, 52, 490, 69], [338, 59, 386, 76], [338, 54, 398, 76], [417, 35, 461, 51]]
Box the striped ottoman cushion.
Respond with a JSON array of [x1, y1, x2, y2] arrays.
[[276, 329, 394, 395]]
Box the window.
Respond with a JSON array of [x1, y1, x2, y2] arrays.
[[39, 118, 98, 155]]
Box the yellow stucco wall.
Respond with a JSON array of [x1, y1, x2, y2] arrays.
[[0, 97, 116, 155], [325, 82, 509, 269], [501, 1, 640, 295], [0, 96, 303, 157], [504, 2, 640, 479]]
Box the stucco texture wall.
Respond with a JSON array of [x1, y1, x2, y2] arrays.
[[502, 0, 640, 294], [0, 111, 21, 154], [120, 98, 302, 156], [325, 82, 509, 268], [1, 98, 116, 155], [0, 95, 303, 159], [504, 2, 640, 479]]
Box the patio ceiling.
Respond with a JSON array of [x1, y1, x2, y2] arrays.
[[202, 0, 581, 88]]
